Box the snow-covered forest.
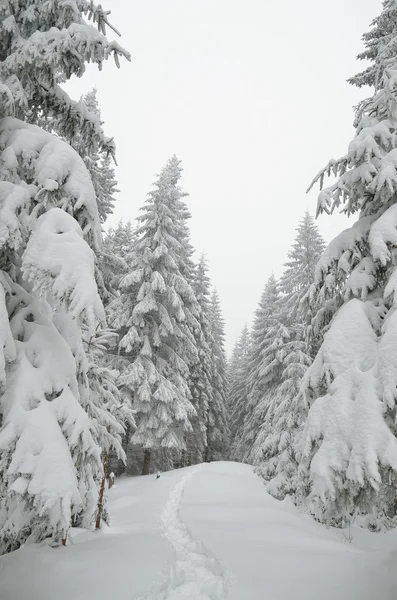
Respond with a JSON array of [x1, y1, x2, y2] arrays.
[[2, 1, 397, 599]]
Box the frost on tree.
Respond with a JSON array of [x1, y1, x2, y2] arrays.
[[80, 89, 119, 224], [83, 326, 135, 527], [248, 302, 289, 467], [207, 289, 229, 461], [0, 0, 130, 153], [302, 2, 397, 528], [41, 88, 119, 225], [235, 276, 280, 463], [252, 213, 324, 500], [228, 325, 251, 461], [0, 122, 105, 552], [108, 158, 198, 475], [102, 220, 136, 302], [187, 255, 213, 465]]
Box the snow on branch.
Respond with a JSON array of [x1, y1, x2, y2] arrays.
[[0, 117, 102, 247], [22, 208, 105, 330], [0, 1, 130, 153]]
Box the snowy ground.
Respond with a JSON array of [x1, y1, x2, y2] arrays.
[[1, 462, 397, 600]]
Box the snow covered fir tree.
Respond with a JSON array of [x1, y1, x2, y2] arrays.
[[107, 157, 199, 475], [300, 0, 397, 529], [0, 0, 131, 553]]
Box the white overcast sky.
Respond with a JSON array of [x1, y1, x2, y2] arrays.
[[68, 0, 381, 351]]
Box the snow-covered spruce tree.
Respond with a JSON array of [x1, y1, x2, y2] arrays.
[[82, 326, 135, 527], [228, 325, 251, 460], [206, 289, 229, 461], [164, 164, 208, 468], [38, 86, 120, 303], [38, 87, 118, 225], [75, 89, 119, 224], [300, 3, 397, 528], [108, 157, 198, 475], [187, 255, 213, 465], [347, 0, 397, 92], [102, 220, 136, 301], [0, 2, 129, 553], [234, 276, 280, 463], [248, 304, 289, 468], [104, 221, 142, 476], [253, 213, 324, 498], [253, 318, 311, 497], [0, 133, 113, 552], [104, 220, 136, 261], [281, 211, 325, 354]]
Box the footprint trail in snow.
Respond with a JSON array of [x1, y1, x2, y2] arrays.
[[137, 468, 226, 600]]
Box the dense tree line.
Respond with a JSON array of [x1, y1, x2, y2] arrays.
[[2, 0, 397, 556], [0, 0, 229, 554], [228, 0, 397, 532]]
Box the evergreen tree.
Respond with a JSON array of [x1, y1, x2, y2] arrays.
[[105, 220, 136, 260], [235, 276, 280, 463], [40, 87, 118, 225], [301, 2, 397, 528], [228, 325, 251, 460], [83, 326, 135, 528], [186, 255, 213, 465], [79, 89, 119, 224], [206, 289, 229, 461], [348, 0, 397, 91], [102, 220, 136, 298], [0, 1, 128, 552], [254, 324, 311, 497], [253, 213, 325, 498], [280, 211, 325, 350], [248, 305, 289, 466], [107, 158, 197, 475]]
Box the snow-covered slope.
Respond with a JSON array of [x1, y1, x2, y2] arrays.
[[1, 462, 397, 600]]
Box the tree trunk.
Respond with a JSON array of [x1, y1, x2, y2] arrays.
[[205, 410, 210, 463], [95, 449, 109, 530], [181, 449, 186, 468], [142, 449, 151, 475]]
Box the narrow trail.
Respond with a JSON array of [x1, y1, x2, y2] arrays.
[[137, 467, 227, 600]]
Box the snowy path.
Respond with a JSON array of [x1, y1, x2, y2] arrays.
[[138, 467, 226, 600], [1, 462, 397, 600]]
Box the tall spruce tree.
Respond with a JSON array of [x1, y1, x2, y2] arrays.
[[248, 304, 289, 466], [280, 211, 325, 342], [206, 289, 229, 461], [105, 221, 136, 261], [301, 2, 397, 528], [186, 255, 213, 465], [235, 276, 280, 463], [40, 87, 119, 225], [102, 220, 136, 299], [80, 89, 119, 224], [253, 213, 325, 498], [108, 158, 197, 475], [228, 325, 251, 460], [0, 1, 128, 553]]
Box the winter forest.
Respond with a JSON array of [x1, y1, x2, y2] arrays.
[[2, 1, 397, 599]]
